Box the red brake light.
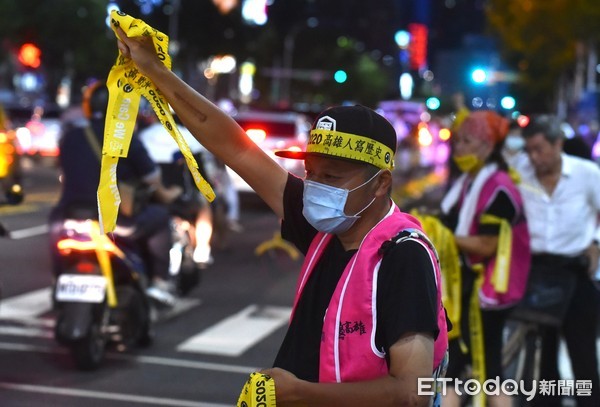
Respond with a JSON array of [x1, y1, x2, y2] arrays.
[[76, 262, 98, 273]]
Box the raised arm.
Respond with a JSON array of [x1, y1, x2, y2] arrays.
[[115, 26, 288, 219]]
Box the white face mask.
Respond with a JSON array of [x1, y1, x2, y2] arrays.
[[505, 134, 525, 152], [302, 170, 381, 234]]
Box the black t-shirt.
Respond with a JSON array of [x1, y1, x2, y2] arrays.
[[273, 174, 439, 382], [57, 119, 157, 214]]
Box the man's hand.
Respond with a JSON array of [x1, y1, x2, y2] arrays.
[[259, 367, 303, 405], [115, 26, 164, 78]]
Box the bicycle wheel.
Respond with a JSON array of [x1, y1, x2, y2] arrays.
[[502, 319, 530, 379], [502, 319, 542, 406]]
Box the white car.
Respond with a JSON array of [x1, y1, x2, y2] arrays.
[[14, 106, 62, 158], [227, 110, 310, 193]]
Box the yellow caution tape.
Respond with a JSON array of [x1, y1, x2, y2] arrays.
[[468, 214, 512, 407], [308, 129, 395, 170], [411, 210, 462, 341], [479, 214, 512, 294], [97, 10, 215, 233], [411, 210, 513, 407], [507, 166, 521, 185], [237, 372, 276, 407], [88, 220, 118, 307], [469, 268, 486, 407]]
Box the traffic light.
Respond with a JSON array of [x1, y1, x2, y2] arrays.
[[471, 68, 487, 84], [334, 70, 347, 84], [18, 43, 41, 69], [426, 97, 441, 110], [500, 96, 516, 110]]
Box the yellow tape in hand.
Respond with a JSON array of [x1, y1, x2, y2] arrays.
[[97, 10, 215, 233], [89, 220, 117, 307], [237, 372, 276, 407], [411, 210, 462, 341], [469, 269, 486, 407], [467, 215, 512, 407], [480, 214, 512, 294]]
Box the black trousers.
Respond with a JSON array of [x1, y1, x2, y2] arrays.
[[530, 254, 600, 407]]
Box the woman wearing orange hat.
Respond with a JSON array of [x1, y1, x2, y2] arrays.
[[440, 111, 531, 407]]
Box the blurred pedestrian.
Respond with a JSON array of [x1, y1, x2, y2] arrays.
[[519, 114, 600, 407], [440, 110, 531, 407], [115, 20, 449, 406], [502, 121, 528, 171]]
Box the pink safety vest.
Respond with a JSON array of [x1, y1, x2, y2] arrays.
[[467, 171, 531, 308], [290, 204, 448, 383]]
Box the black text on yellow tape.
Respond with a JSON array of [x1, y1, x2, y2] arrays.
[[97, 11, 215, 233]]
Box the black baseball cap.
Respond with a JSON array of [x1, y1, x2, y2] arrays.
[[275, 105, 396, 170]]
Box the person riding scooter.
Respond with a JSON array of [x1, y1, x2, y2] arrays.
[[48, 79, 181, 305], [138, 110, 216, 268]]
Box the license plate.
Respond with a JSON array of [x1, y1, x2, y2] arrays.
[[55, 274, 107, 303]]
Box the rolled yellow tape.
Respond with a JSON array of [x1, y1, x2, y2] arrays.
[[237, 372, 276, 407]]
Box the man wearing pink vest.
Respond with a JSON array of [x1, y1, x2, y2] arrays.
[[116, 28, 448, 406]]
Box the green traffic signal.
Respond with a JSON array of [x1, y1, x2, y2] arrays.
[[334, 70, 347, 84]]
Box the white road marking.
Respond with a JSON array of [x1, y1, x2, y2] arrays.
[[158, 297, 202, 321], [0, 287, 52, 319], [177, 304, 291, 357], [0, 325, 53, 338], [8, 224, 49, 239], [0, 341, 257, 374], [0, 288, 201, 337], [0, 382, 230, 407], [110, 354, 256, 374]]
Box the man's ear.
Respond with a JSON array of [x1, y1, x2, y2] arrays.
[[376, 170, 393, 197]]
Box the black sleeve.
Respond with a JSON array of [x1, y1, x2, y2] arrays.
[[119, 134, 158, 181], [478, 189, 518, 235], [376, 239, 439, 353], [281, 173, 317, 255]]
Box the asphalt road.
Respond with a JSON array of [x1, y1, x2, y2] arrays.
[[1, 158, 593, 407], [0, 158, 302, 406]]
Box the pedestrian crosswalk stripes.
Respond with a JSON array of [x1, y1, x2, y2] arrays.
[[177, 304, 291, 357], [1, 286, 595, 383], [0, 287, 53, 319], [0, 287, 289, 358]]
